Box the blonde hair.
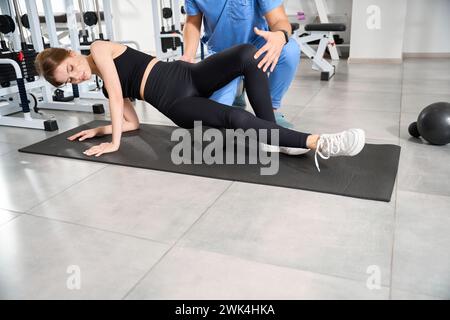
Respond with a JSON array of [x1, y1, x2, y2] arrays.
[[35, 48, 71, 87]]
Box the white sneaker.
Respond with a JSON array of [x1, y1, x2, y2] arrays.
[[280, 146, 310, 155], [259, 143, 310, 155], [314, 128, 366, 172]]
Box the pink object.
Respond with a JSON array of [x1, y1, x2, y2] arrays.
[[297, 11, 305, 20]]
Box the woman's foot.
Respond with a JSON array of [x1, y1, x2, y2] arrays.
[[313, 129, 366, 172]]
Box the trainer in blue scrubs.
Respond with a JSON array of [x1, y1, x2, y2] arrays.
[[182, 0, 300, 127]]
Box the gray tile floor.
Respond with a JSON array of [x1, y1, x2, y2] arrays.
[[0, 58, 449, 300]]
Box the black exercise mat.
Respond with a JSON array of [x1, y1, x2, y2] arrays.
[[19, 120, 401, 202]]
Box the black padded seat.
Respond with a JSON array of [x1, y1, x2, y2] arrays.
[[290, 22, 300, 32], [305, 23, 346, 32]]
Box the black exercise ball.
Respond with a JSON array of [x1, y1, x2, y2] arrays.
[[408, 122, 420, 138], [409, 102, 450, 145]]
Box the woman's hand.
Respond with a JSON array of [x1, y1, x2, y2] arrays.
[[67, 127, 103, 142], [83, 142, 119, 157], [253, 27, 286, 73]]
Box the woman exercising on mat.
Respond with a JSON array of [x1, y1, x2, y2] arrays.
[[35, 40, 365, 170]]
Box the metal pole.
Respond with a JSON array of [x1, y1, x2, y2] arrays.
[[102, 0, 113, 40], [24, 0, 44, 52], [78, 0, 88, 42], [65, 0, 80, 52], [11, 0, 26, 48], [94, 0, 103, 39], [42, 0, 60, 47]]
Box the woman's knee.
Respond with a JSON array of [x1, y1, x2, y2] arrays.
[[235, 44, 259, 66]]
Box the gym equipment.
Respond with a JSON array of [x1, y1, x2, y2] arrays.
[[152, 0, 184, 61], [83, 11, 97, 27], [296, 11, 305, 20], [0, 14, 15, 33], [20, 120, 401, 202], [0, 0, 106, 116], [0, 58, 58, 131], [20, 14, 50, 48], [408, 102, 450, 145], [292, 22, 346, 80], [0, 0, 60, 131]]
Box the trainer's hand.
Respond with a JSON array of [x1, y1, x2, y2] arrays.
[[67, 128, 102, 142], [253, 27, 286, 72], [83, 142, 119, 157], [180, 54, 195, 63]]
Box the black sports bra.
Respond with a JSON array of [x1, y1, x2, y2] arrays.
[[102, 46, 155, 99]]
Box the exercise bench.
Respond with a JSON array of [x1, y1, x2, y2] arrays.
[[292, 22, 346, 81]]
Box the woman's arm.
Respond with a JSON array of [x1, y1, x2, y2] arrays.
[[97, 98, 140, 135], [83, 41, 125, 157], [91, 41, 124, 145]]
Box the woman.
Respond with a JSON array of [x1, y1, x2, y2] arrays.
[[35, 41, 365, 171]]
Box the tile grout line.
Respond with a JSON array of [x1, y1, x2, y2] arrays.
[[179, 242, 393, 294], [21, 211, 170, 246], [289, 85, 324, 124], [121, 184, 393, 299], [388, 59, 406, 300], [24, 163, 110, 214], [0, 214, 23, 230], [120, 181, 235, 300]]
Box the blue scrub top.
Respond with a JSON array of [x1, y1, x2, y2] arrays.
[[185, 0, 283, 52]]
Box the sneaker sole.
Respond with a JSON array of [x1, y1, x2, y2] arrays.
[[260, 144, 310, 155], [347, 129, 366, 156], [280, 147, 310, 155]]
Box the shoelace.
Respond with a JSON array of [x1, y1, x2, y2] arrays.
[[314, 134, 343, 172]]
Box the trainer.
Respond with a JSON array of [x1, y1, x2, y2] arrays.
[[182, 0, 300, 127]]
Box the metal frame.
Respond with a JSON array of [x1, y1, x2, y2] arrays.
[[151, 0, 183, 61], [0, 58, 57, 131], [294, 29, 337, 80], [21, 0, 104, 111]]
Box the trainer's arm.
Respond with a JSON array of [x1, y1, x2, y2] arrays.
[[265, 5, 292, 37], [181, 13, 203, 63]]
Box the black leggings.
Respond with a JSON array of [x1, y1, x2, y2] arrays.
[[143, 44, 310, 148]]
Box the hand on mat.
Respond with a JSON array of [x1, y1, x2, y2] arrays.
[[253, 27, 285, 72], [83, 142, 119, 157], [68, 128, 102, 142]]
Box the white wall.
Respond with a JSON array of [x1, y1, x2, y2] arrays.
[[111, 0, 156, 53], [29, 0, 448, 57], [349, 0, 408, 61], [403, 0, 450, 54]]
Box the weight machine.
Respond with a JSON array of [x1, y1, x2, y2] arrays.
[[0, 0, 58, 131], [151, 0, 185, 61]]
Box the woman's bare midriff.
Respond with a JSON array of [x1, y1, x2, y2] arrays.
[[139, 58, 160, 101]]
